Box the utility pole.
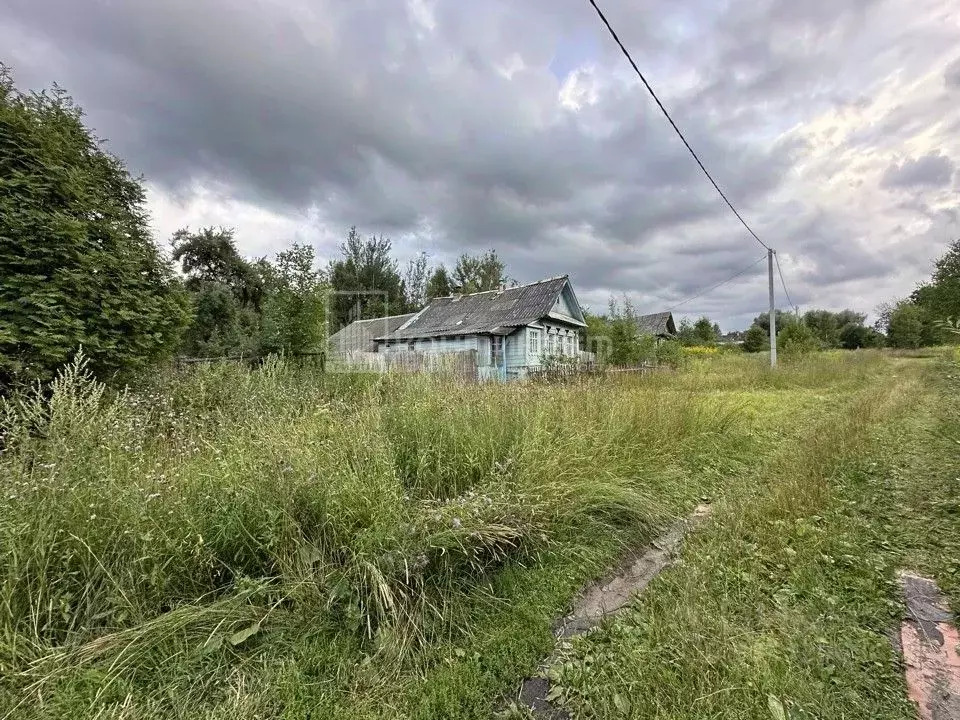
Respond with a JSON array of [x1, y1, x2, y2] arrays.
[[768, 248, 777, 368]]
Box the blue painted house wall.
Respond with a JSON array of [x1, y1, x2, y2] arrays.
[[373, 276, 588, 380]]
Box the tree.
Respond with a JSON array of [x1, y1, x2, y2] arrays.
[[838, 322, 884, 350], [453, 250, 509, 293], [803, 309, 867, 348], [912, 238, 960, 324], [676, 316, 719, 346], [172, 227, 265, 357], [742, 324, 768, 353], [750, 310, 788, 335], [0, 68, 189, 388], [261, 243, 327, 356], [777, 318, 819, 355], [402, 252, 429, 311], [692, 316, 719, 345], [887, 302, 926, 349], [328, 227, 405, 330], [426, 265, 453, 300]]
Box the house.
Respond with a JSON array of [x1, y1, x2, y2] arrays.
[[328, 313, 416, 356], [374, 276, 588, 380], [635, 312, 677, 343]]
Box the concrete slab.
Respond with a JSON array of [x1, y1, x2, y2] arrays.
[[898, 571, 960, 720]]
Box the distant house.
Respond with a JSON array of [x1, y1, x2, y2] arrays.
[[328, 313, 416, 356], [635, 312, 677, 343], [374, 276, 588, 380]]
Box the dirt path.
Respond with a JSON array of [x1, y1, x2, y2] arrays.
[[509, 504, 712, 717]]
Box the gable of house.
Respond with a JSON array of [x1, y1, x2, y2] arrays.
[[635, 311, 677, 338]]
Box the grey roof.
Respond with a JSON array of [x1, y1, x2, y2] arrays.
[[329, 313, 416, 354], [635, 312, 677, 337], [379, 276, 580, 341]]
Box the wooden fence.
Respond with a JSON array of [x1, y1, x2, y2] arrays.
[[328, 349, 479, 381], [528, 360, 669, 383]]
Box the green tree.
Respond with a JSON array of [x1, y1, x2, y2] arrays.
[[402, 252, 430, 311], [750, 310, 788, 335], [0, 68, 189, 387], [742, 324, 768, 353], [426, 265, 453, 300], [692, 316, 720, 345], [777, 318, 819, 355], [172, 227, 265, 357], [328, 228, 405, 330], [886, 302, 926, 349], [912, 238, 960, 324], [261, 243, 328, 356], [838, 322, 884, 349], [453, 250, 509, 293], [676, 316, 718, 346], [803, 309, 867, 348]]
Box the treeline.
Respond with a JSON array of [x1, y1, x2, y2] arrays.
[[739, 309, 883, 354], [875, 238, 960, 348], [172, 226, 509, 359]]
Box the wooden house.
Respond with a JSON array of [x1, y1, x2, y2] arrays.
[[374, 276, 588, 380], [634, 311, 677, 344]]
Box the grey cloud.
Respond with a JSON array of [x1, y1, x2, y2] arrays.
[[2, 0, 958, 329], [881, 152, 955, 190], [946, 57, 960, 89]]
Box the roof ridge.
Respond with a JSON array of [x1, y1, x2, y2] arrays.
[[437, 275, 568, 299]]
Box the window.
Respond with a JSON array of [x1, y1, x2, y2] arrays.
[[491, 336, 504, 365], [529, 329, 540, 355]]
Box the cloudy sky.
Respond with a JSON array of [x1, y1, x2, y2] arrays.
[[3, 0, 959, 328]]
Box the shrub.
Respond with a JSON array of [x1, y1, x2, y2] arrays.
[[777, 320, 819, 356]]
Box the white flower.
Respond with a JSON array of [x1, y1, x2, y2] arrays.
[[452, 517, 462, 529]]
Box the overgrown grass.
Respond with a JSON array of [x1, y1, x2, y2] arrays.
[[0, 350, 914, 718]]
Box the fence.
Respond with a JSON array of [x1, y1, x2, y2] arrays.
[[528, 360, 669, 383], [328, 349, 479, 381]]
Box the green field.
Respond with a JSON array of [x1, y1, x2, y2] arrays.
[[1, 350, 956, 719]]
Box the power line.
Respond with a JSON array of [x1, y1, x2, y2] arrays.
[[667, 254, 767, 312], [585, 0, 770, 253], [774, 252, 796, 311]]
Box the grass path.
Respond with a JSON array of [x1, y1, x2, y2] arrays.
[[535, 356, 956, 719]]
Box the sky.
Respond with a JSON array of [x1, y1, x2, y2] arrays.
[[2, 0, 959, 329]]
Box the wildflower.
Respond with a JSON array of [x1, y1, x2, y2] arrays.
[[452, 517, 462, 529]]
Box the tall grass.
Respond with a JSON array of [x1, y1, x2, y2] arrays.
[[0, 353, 754, 716]]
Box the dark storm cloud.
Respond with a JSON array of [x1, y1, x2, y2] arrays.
[[881, 152, 955, 190], [1, 0, 957, 326]]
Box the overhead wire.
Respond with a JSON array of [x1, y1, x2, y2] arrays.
[[585, 0, 771, 252], [666, 254, 767, 312], [774, 252, 797, 312]]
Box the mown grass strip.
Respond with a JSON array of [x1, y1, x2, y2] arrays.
[[542, 358, 930, 719]]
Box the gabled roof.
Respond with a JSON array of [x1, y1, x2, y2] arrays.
[[378, 276, 585, 341], [329, 313, 416, 354], [635, 311, 677, 337]]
